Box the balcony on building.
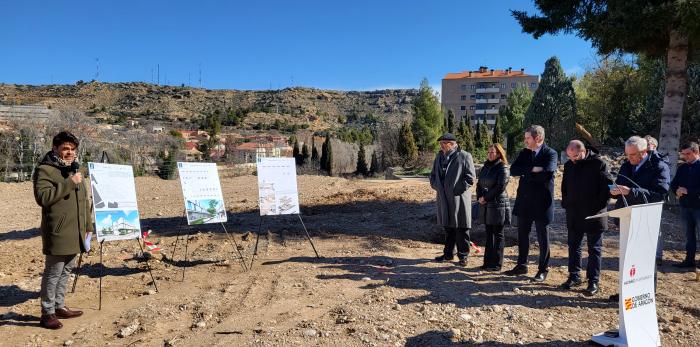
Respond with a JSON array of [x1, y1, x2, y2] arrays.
[[475, 87, 500, 93]]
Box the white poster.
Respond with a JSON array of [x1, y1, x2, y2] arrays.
[[177, 162, 227, 225], [88, 163, 142, 242], [256, 157, 300, 216]]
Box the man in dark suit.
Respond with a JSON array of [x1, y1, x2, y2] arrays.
[[505, 125, 558, 282], [561, 140, 611, 295]]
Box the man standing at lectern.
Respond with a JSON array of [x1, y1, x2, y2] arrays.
[[608, 135, 670, 301]]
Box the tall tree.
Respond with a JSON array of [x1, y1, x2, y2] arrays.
[[293, 139, 301, 165], [492, 114, 505, 145], [320, 134, 330, 170], [457, 116, 475, 153], [301, 143, 310, 165], [446, 109, 456, 133], [523, 56, 577, 151], [369, 150, 380, 175], [411, 78, 443, 152], [311, 139, 319, 161], [513, 0, 700, 173], [355, 143, 369, 176], [479, 119, 492, 150], [326, 137, 334, 175], [397, 121, 419, 166], [500, 85, 533, 157], [475, 118, 482, 150]]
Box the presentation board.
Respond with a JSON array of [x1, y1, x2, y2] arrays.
[[177, 162, 227, 225], [256, 157, 300, 216], [88, 163, 142, 242]]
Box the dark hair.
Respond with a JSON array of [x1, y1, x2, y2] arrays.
[[681, 141, 699, 153], [525, 125, 545, 140], [52, 131, 79, 148]]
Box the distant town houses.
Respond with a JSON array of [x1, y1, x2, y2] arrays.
[[174, 129, 291, 163]]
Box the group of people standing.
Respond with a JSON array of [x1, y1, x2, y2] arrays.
[[429, 124, 700, 297]]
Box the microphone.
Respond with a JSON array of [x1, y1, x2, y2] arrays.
[[70, 161, 81, 191], [609, 171, 648, 205]]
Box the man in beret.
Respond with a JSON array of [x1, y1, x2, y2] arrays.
[[429, 132, 476, 266]]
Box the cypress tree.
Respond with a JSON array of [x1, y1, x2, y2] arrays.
[[369, 150, 380, 175], [446, 109, 455, 133], [293, 139, 301, 165], [397, 122, 419, 166], [301, 143, 310, 165], [356, 143, 369, 176], [311, 139, 319, 161], [458, 117, 475, 154], [492, 114, 505, 145]]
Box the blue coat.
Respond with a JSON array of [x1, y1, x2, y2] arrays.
[[510, 144, 558, 223], [614, 153, 670, 208]]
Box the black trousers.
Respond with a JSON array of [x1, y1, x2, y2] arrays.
[[516, 218, 550, 272], [483, 224, 505, 268], [567, 224, 603, 284], [443, 227, 470, 259]]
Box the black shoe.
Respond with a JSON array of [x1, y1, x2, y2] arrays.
[[561, 277, 583, 290], [504, 266, 528, 276], [672, 260, 696, 269], [531, 271, 548, 282], [608, 293, 619, 302], [457, 258, 468, 267], [585, 282, 599, 296], [434, 255, 454, 262], [485, 266, 502, 272]]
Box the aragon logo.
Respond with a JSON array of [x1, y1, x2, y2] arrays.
[[629, 265, 636, 277]]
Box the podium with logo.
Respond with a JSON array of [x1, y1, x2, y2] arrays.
[[586, 202, 663, 347]]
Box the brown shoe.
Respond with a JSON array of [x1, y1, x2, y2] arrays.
[[55, 307, 83, 319], [40, 314, 63, 329]]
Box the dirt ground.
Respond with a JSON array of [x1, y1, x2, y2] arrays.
[[1, 174, 699, 346]]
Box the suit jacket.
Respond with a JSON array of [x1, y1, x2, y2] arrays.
[[510, 144, 558, 223], [614, 153, 670, 209]]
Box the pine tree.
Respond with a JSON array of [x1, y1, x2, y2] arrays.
[[293, 139, 301, 165], [500, 86, 533, 158], [355, 143, 369, 176], [492, 114, 505, 145], [479, 120, 491, 149], [523, 56, 577, 151], [411, 78, 443, 152], [301, 143, 310, 165], [446, 109, 455, 133], [397, 122, 419, 166]]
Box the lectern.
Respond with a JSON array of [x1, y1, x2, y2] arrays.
[[586, 202, 663, 347]]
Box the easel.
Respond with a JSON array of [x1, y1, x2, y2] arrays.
[[71, 151, 159, 310], [169, 209, 249, 280], [249, 213, 321, 269]]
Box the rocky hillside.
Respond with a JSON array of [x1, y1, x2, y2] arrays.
[[0, 82, 418, 130]]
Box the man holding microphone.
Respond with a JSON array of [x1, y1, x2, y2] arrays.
[[33, 131, 92, 329]]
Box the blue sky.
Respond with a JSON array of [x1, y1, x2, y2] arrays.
[[1, 1, 596, 92]]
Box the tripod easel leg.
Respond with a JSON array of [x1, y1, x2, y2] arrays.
[[221, 223, 248, 271], [98, 241, 104, 310], [169, 210, 188, 262], [136, 238, 159, 292], [249, 217, 263, 270], [297, 214, 320, 258], [71, 252, 84, 293], [181, 232, 191, 281]]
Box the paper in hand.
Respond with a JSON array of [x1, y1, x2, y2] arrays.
[[84, 233, 92, 252]]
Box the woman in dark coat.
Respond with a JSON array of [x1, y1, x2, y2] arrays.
[[476, 143, 510, 271]]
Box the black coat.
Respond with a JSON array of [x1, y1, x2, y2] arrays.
[[670, 159, 700, 209], [476, 160, 510, 225], [561, 151, 611, 231], [614, 153, 670, 209], [429, 148, 476, 228], [510, 144, 558, 223]]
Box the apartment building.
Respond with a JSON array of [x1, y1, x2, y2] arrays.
[[441, 66, 539, 128]]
